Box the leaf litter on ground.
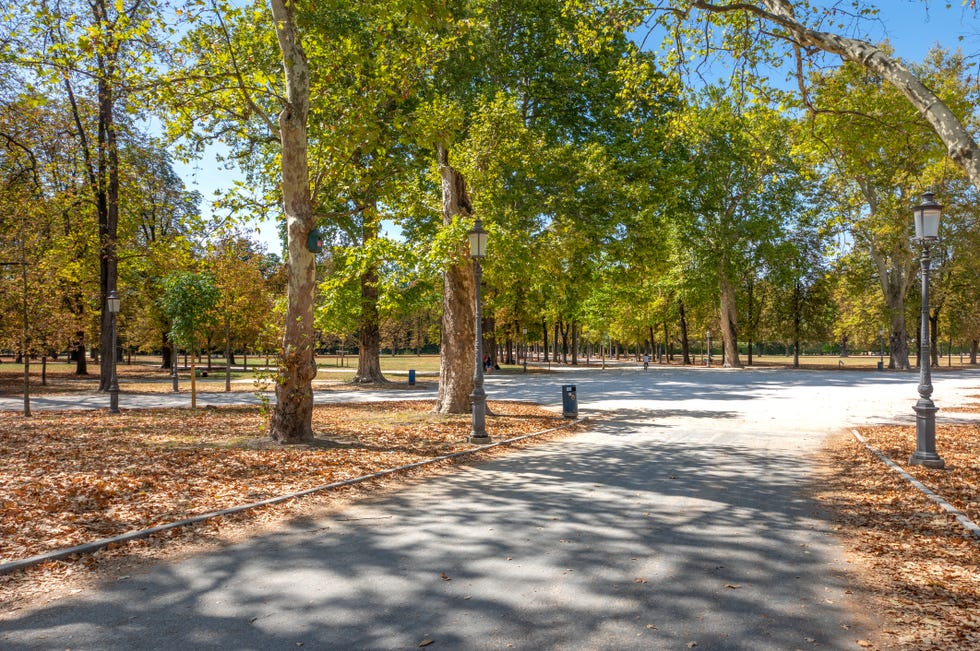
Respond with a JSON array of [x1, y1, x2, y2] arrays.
[[0, 399, 579, 610], [818, 415, 980, 650]]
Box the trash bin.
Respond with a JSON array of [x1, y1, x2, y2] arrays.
[[561, 384, 577, 418], [408, 369, 416, 385], [877, 361, 884, 371]]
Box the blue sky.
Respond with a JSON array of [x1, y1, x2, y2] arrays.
[[176, 1, 979, 255], [873, 0, 978, 59]]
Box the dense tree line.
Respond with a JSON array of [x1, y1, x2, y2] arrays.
[[1, 1, 978, 442]]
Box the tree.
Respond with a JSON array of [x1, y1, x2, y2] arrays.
[[673, 90, 803, 367], [10, 0, 168, 390], [160, 271, 219, 409], [620, 1, 980, 195], [207, 234, 274, 390], [117, 139, 200, 369], [800, 50, 976, 368]]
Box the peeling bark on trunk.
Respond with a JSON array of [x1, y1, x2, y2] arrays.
[[268, 0, 317, 443], [719, 276, 742, 368], [433, 144, 475, 414]]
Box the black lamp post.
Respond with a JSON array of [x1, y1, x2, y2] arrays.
[[909, 191, 944, 468], [468, 219, 490, 444], [706, 330, 712, 367], [107, 290, 121, 414]]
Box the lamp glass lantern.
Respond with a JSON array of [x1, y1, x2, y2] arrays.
[[107, 291, 121, 314], [468, 219, 488, 259], [913, 191, 942, 241]]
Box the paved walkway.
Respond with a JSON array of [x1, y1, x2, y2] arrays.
[[2, 367, 978, 650]]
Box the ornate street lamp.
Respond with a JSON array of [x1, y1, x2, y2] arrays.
[[107, 290, 121, 414], [909, 191, 944, 468], [468, 219, 490, 444]]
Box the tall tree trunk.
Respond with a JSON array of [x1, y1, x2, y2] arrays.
[[162, 337, 173, 370], [679, 300, 691, 364], [745, 279, 754, 366], [929, 307, 941, 368], [64, 40, 120, 392], [792, 281, 802, 368], [485, 314, 497, 366], [554, 322, 560, 363], [353, 206, 387, 384], [719, 276, 742, 368], [571, 322, 578, 365], [73, 331, 88, 375], [224, 316, 231, 392], [268, 0, 317, 443], [541, 318, 549, 362], [970, 339, 977, 365], [887, 297, 911, 371], [434, 144, 475, 413], [559, 320, 569, 364]]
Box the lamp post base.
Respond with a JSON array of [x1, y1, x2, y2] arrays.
[[910, 400, 944, 469], [468, 435, 492, 445], [908, 451, 945, 468]]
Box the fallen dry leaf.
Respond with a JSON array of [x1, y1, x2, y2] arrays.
[[0, 399, 582, 610], [819, 421, 980, 650]]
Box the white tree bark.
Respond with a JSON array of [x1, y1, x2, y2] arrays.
[[268, 0, 317, 443]]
